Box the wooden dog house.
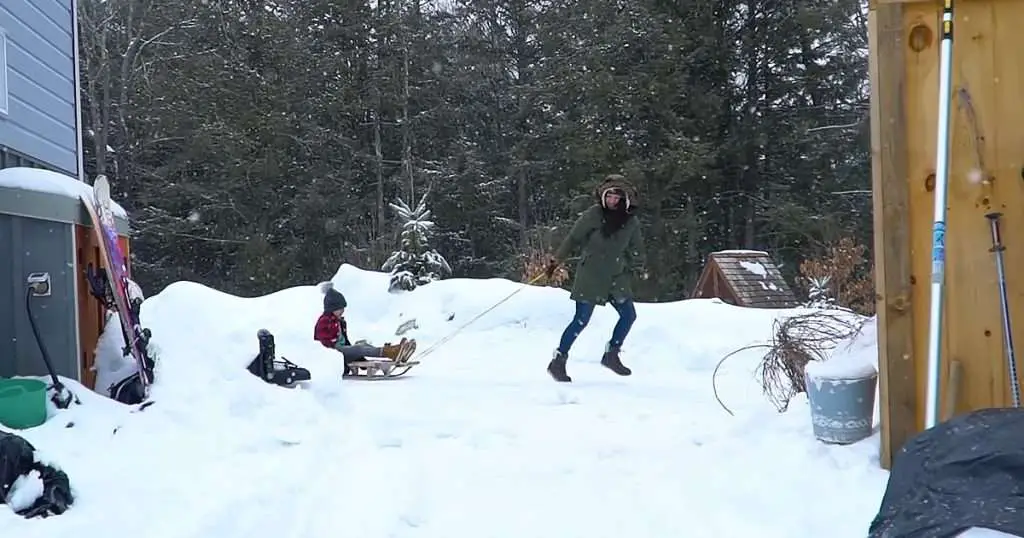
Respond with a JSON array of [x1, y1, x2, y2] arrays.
[[691, 250, 799, 308]]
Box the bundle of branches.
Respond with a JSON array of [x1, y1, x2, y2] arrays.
[[520, 249, 569, 286], [713, 310, 868, 414]]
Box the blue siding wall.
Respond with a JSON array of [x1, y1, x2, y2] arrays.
[[0, 0, 78, 175]]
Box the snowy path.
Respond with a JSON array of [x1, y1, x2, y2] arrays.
[[4, 341, 887, 537], [333, 338, 888, 538]]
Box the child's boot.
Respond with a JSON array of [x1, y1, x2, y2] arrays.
[[381, 338, 408, 361]]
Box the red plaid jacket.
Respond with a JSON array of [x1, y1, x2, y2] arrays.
[[314, 312, 349, 348]]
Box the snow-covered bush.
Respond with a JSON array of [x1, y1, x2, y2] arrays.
[[797, 237, 874, 315], [381, 193, 451, 292]]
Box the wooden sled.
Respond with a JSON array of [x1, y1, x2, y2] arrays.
[[343, 360, 421, 380]]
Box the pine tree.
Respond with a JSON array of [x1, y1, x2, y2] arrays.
[[381, 193, 452, 292]]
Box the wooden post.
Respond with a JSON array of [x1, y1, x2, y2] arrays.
[[943, 360, 963, 421], [869, 2, 917, 470]]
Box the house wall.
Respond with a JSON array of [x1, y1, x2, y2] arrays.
[[0, 0, 79, 175]]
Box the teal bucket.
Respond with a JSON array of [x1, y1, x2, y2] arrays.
[[0, 378, 49, 429]]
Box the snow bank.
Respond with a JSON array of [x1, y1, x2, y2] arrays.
[[138, 279, 349, 414], [92, 313, 138, 394], [0, 168, 128, 218], [319, 263, 801, 373], [1, 263, 892, 537]]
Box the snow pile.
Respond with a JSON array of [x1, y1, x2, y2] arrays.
[[4, 470, 44, 512], [805, 317, 879, 381], [1, 264, 895, 537], [0, 167, 128, 218], [92, 313, 137, 394]]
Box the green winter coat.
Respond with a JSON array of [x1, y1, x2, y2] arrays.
[[554, 205, 646, 305]]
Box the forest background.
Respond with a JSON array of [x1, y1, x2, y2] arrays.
[[77, 0, 875, 313]]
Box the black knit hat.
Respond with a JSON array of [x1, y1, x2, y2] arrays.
[[319, 281, 347, 312]]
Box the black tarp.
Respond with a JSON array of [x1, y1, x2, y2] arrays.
[[869, 407, 1024, 538], [0, 430, 74, 518]]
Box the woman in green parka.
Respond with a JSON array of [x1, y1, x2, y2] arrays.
[[543, 174, 646, 382]]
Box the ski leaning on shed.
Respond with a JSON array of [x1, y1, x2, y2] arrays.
[[543, 174, 648, 383]]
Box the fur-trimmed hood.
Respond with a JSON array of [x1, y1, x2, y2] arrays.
[[594, 174, 638, 211]]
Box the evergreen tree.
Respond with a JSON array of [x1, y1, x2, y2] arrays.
[[382, 194, 452, 292], [79, 0, 872, 301]]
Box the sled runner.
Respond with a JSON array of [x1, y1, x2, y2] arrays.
[[343, 336, 419, 380], [343, 359, 421, 380]]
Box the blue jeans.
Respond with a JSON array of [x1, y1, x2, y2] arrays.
[[557, 298, 637, 355]]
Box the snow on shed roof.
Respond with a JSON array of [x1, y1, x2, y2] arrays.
[[692, 250, 799, 308], [0, 167, 127, 218]]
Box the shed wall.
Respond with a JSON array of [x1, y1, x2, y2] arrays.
[[903, 0, 1024, 421], [871, 0, 1024, 468], [0, 213, 78, 380]]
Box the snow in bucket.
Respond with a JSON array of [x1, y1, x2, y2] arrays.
[[805, 318, 879, 444]]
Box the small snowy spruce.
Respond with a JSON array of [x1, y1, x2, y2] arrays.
[[804, 275, 836, 309], [381, 193, 451, 292]]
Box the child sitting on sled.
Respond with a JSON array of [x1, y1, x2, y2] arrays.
[[314, 282, 416, 375]]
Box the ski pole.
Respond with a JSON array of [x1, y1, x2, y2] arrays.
[[415, 273, 545, 360], [986, 212, 1020, 407], [924, 0, 956, 429]]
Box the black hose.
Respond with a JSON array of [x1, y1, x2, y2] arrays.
[[24, 287, 74, 408]]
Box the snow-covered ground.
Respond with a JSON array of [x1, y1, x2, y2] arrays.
[[2, 264, 896, 537]]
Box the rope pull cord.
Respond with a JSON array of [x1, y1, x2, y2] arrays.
[[414, 273, 544, 360]]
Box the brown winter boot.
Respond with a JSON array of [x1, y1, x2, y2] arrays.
[[398, 338, 417, 364], [381, 338, 408, 361]]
